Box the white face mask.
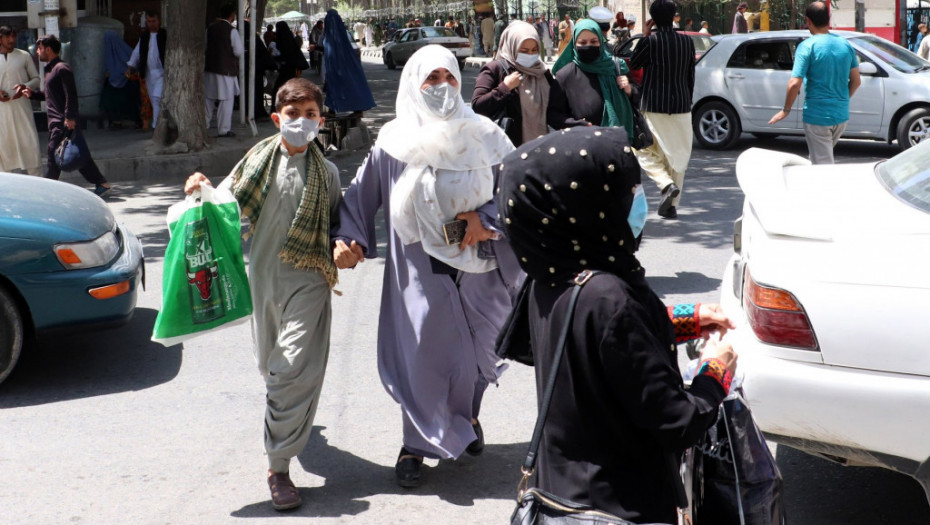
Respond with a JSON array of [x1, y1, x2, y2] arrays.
[[515, 52, 540, 68], [279, 116, 319, 148], [420, 82, 461, 119]]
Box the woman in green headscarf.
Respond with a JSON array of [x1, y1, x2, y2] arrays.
[[548, 19, 634, 139]]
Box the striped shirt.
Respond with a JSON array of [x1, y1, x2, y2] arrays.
[[629, 27, 695, 114]]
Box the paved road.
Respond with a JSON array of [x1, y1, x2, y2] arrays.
[[1, 57, 927, 525]]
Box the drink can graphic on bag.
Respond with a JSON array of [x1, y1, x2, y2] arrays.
[[184, 217, 227, 324]]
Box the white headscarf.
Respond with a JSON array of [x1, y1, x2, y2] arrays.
[[376, 45, 514, 273]]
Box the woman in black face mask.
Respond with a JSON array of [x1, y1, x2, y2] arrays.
[[548, 19, 635, 138]]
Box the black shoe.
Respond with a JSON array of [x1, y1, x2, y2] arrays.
[[395, 447, 422, 488], [466, 420, 484, 456], [658, 183, 680, 218], [93, 184, 111, 198], [218, 131, 236, 138], [659, 205, 678, 219]]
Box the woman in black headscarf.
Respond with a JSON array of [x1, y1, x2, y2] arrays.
[[497, 127, 737, 524], [272, 20, 310, 108]]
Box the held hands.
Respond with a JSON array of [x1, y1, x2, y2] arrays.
[[184, 172, 212, 195], [455, 211, 494, 250], [503, 71, 522, 91], [333, 239, 365, 269]]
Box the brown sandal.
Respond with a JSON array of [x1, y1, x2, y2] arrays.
[[267, 471, 302, 511]]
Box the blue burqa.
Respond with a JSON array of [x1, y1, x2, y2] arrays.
[[323, 9, 375, 113], [103, 31, 131, 89]]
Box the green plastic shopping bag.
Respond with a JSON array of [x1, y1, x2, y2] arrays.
[[152, 184, 252, 346]]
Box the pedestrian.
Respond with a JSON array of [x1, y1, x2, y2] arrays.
[[699, 20, 711, 34], [557, 14, 574, 56], [612, 11, 629, 45], [321, 9, 375, 114], [472, 21, 557, 147], [454, 18, 467, 38], [684, 17, 694, 31], [496, 126, 738, 525], [446, 15, 455, 29], [673, 11, 681, 28], [481, 14, 495, 55], [308, 20, 324, 72], [732, 2, 749, 34], [243, 19, 276, 121], [918, 24, 930, 60], [536, 17, 553, 59], [353, 19, 366, 45], [768, 1, 860, 165], [630, 0, 696, 220], [183, 77, 342, 512], [493, 13, 507, 53], [272, 20, 309, 109], [101, 30, 142, 128], [549, 20, 635, 140], [387, 18, 398, 39], [125, 11, 165, 129], [0, 26, 41, 175], [365, 18, 375, 48], [204, 3, 243, 138], [22, 35, 111, 195], [300, 20, 309, 46], [330, 45, 520, 489]]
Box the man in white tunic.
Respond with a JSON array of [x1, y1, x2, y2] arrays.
[[126, 11, 165, 129], [204, 3, 243, 137], [185, 78, 342, 512], [0, 26, 41, 175]]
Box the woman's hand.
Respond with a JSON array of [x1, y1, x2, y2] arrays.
[[456, 211, 494, 249], [503, 71, 522, 91], [617, 75, 632, 96], [184, 172, 212, 195], [698, 303, 736, 337], [700, 338, 738, 374]]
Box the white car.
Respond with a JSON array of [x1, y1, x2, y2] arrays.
[[719, 140, 930, 500], [693, 30, 930, 151]]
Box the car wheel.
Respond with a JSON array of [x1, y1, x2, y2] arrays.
[[895, 107, 930, 150], [693, 101, 742, 150], [385, 52, 397, 70], [0, 285, 24, 385]]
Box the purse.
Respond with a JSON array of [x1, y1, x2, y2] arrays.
[[491, 59, 515, 134], [508, 270, 674, 525], [55, 129, 90, 172], [612, 58, 654, 150]]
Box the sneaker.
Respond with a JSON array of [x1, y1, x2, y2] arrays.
[[93, 184, 111, 198]]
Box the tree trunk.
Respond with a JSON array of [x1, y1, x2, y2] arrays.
[[154, 0, 209, 153]]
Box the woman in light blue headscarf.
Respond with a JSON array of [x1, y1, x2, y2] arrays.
[[548, 19, 634, 139]]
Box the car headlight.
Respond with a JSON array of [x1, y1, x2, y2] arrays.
[[54, 230, 120, 269]]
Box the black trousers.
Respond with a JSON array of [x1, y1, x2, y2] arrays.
[[44, 127, 106, 184]]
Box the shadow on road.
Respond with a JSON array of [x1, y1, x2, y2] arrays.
[[648, 271, 722, 297], [0, 308, 182, 407], [776, 445, 930, 524], [230, 426, 528, 519]]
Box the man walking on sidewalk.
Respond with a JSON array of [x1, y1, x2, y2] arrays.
[[0, 26, 41, 175], [768, 1, 860, 164], [204, 3, 243, 138], [23, 35, 111, 196]]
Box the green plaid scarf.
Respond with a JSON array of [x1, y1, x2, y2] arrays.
[[231, 135, 337, 288]]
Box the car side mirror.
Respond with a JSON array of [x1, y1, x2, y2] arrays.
[[859, 62, 878, 75]]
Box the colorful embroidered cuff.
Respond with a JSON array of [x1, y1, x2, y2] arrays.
[[668, 303, 701, 343], [697, 357, 733, 393]]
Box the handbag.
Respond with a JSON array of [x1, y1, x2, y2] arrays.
[[612, 58, 654, 150], [55, 129, 90, 172], [494, 277, 534, 366], [688, 390, 785, 525], [508, 270, 675, 525], [491, 59, 515, 134]]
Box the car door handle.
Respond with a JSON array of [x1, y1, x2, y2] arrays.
[[726, 73, 745, 80]]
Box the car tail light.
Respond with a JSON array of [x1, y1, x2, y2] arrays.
[[743, 270, 818, 350], [88, 280, 131, 300]]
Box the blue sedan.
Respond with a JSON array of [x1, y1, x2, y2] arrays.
[[0, 174, 144, 384]]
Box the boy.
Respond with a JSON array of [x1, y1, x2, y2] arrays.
[[184, 78, 341, 511]]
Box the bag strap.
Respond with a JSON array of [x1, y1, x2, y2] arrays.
[[517, 269, 599, 495]]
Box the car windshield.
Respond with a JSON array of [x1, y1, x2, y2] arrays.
[[876, 142, 930, 213], [850, 35, 930, 73], [692, 35, 716, 54], [421, 27, 456, 38]]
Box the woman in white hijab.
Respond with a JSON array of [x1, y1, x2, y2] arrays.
[[471, 20, 558, 147], [331, 45, 521, 487]]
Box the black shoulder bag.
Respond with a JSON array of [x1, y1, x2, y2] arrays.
[[491, 59, 516, 134], [612, 58, 654, 150], [509, 270, 678, 525]]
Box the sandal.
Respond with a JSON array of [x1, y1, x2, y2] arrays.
[[395, 447, 423, 488], [267, 471, 302, 511]]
